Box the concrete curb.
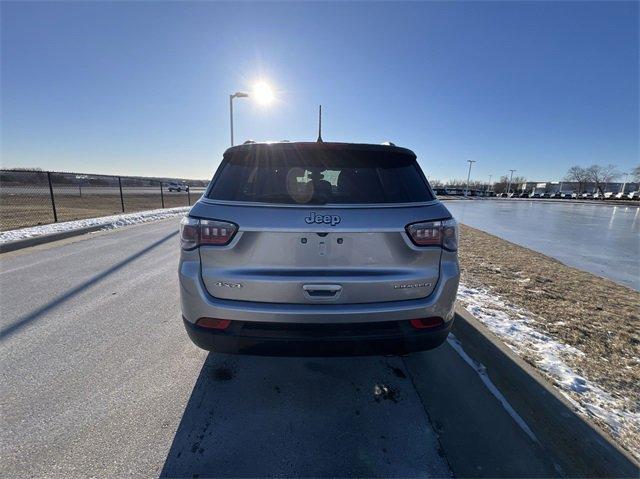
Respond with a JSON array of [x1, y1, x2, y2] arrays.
[[451, 305, 639, 477], [0, 225, 105, 254]]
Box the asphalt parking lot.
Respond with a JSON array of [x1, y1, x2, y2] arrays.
[[0, 218, 634, 477]]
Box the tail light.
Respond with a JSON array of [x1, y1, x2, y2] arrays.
[[196, 317, 231, 330], [406, 219, 458, 251], [410, 317, 444, 329], [180, 217, 237, 249]]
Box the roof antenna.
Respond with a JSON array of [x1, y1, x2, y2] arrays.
[[317, 105, 323, 143]]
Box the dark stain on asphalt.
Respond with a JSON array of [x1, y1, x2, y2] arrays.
[[213, 366, 234, 381], [373, 383, 400, 403], [386, 363, 407, 379], [304, 361, 348, 380], [274, 385, 281, 394]]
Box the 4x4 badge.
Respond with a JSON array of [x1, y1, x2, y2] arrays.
[[305, 212, 341, 226]]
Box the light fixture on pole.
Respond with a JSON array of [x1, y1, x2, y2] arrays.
[[465, 160, 476, 197], [229, 91, 249, 146], [229, 81, 275, 146], [507, 169, 516, 196]]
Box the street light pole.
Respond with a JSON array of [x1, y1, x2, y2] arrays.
[[465, 160, 476, 197], [620, 173, 629, 193], [507, 169, 516, 196], [488, 174, 493, 192], [229, 91, 249, 146]]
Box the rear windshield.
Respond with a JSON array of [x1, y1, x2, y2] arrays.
[[207, 148, 433, 205]]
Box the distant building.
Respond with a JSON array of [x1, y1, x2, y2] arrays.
[[519, 181, 639, 194]]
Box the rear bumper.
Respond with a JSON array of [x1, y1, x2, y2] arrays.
[[179, 251, 459, 325], [179, 247, 459, 356], [183, 316, 452, 356]]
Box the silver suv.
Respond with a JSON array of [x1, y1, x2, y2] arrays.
[[179, 141, 459, 356]]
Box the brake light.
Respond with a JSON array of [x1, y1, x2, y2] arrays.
[[196, 318, 231, 330], [180, 217, 237, 249], [410, 317, 444, 329], [405, 219, 458, 251]]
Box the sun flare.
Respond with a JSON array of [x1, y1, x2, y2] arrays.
[[252, 81, 274, 105]]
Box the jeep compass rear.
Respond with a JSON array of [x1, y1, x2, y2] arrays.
[[179, 141, 459, 356]]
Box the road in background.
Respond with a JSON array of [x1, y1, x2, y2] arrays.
[[445, 200, 640, 290], [1, 218, 569, 478]]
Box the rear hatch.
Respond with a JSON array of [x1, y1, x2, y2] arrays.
[[191, 142, 451, 305]]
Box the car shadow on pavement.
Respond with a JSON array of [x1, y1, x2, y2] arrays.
[[0, 230, 177, 341], [159, 352, 451, 478]]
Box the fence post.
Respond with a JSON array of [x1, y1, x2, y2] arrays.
[[160, 181, 165, 208], [118, 176, 125, 213], [187, 187, 191, 206], [47, 171, 58, 223]]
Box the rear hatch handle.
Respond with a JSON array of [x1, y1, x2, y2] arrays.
[[303, 284, 343, 302]]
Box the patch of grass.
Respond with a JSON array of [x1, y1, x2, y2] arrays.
[[458, 224, 639, 455], [0, 192, 192, 230]]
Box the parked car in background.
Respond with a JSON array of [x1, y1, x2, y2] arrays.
[[518, 192, 529, 198], [628, 191, 639, 200], [434, 188, 448, 196], [529, 192, 541, 198], [168, 181, 189, 192], [604, 192, 615, 199], [179, 141, 460, 356], [581, 192, 593, 199]]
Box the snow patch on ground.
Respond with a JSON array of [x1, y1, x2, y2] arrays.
[[457, 283, 640, 458], [0, 207, 190, 243]]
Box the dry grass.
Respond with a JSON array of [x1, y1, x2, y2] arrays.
[[458, 224, 639, 452], [1, 192, 192, 230]]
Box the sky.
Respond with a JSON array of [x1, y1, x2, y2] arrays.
[[1, 1, 638, 182]]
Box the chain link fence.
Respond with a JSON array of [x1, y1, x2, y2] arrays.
[[0, 169, 207, 231]]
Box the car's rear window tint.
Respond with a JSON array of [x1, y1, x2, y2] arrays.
[[207, 147, 432, 204]]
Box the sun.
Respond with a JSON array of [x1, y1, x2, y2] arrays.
[[252, 81, 274, 105]]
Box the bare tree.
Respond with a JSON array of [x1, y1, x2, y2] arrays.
[[491, 175, 526, 193], [586, 164, 619, 195], [511, 176, 527, 193], [444, 178, 469, 187], [493, 175, 509, 193], [632, 165, 640, 183], [565, 166, 590, 194]]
